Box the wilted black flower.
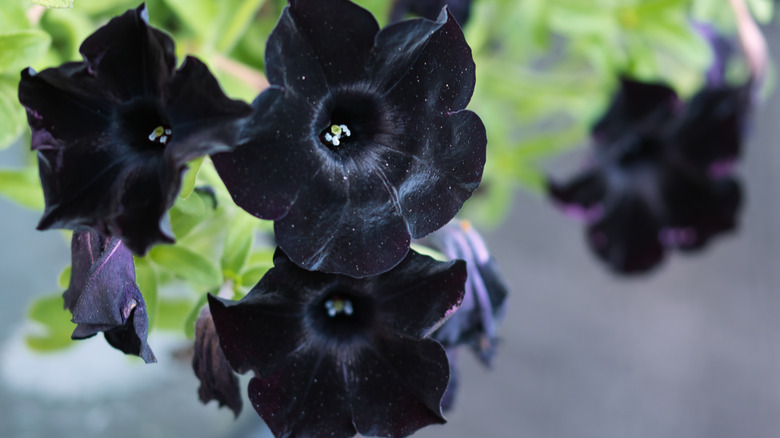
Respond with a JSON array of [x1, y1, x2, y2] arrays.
[[389, 0, 474, 26], [209, 248, 466, 438], [64, 230, 155, 363], [425, 219, 508, 363], [421, 219, 508, 410], [212, 0, 486, 277], [549, 78, 749, 273], [192, 306, 242, 417], [18, 4, 251, 255]]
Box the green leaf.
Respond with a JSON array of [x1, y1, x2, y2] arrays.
[[238, 248, 274, 289], [216, 0, 268, 53], [156, 298, 195, 332], [134, 258, 159, 330], [57, 265, 71, 290], [238, 264, 269, 290], [409, 244, 447, 262], [548, 4, 619, 38], [169, 187, 216, 239], [0, 74, 27, 150], [183, 293, 208, 338], [25, 293, 75, 352], [0, 0, 30, 33], [30, 0, 74, 8], [221, 211, 257, 278], [162, 0, 217, 43], [40, 8, 93, 62], [67, 0, 137, 15], [748, 0, 773, 24], [179, 156, 204, 199], [148, 245, 222, 288], [0, 166, 45, 210], [0, 29, 51, 73]]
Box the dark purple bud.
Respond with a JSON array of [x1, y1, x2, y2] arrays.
[[192, 306, 242, 417], [64, 230, 155, 363]]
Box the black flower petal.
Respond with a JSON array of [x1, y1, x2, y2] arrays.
[[670, 85, 751, 175], [209, 248, 466, 438], [547, 168, 606, 223], [213, 0, 485, 277], [389, 0, 474, 26], [439, 348, 460, 411], [586, 192, 665, 274], [192, 306, 242, 417], [592, 78, 678, 146], [64, 230, 155, 363], [18, 4, 251, 255], [549, 77, 746, 274]]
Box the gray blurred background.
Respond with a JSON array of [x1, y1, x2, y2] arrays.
[[3, 23, 780, 438]]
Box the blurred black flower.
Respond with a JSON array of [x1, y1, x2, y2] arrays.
[[64, 230, 155, 363], [192, 306, 242, 417], [212, 0, 486, 277], [549, 78, 749, 274], [209, 248, 466, 438], [18, 4, 251, 255], [389, 0, 474, 26], [420, 219, 508, 410]]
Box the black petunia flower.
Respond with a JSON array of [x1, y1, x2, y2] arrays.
[[420, 219, 508, 410], [212, 0, 486, 278], [18, 4, 251, 255], [208, 248, 467, 438], [389, 0, 474, 26], [64, 230, 155, 363], [549, 78, 750, 274]]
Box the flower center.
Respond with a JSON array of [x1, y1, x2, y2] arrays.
[[147, 125, 173, 145], [324, 296, 354, 317], [116, 98, 173, 151], [307, 291, 375, 343], [316, 90, 393, 154], [321, 124, 352, 147]]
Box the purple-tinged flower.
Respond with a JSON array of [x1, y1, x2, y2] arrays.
[[420, 219, 508, 410], [212, 0, 486, 278], [549, 78, 749, 274], [424, 219, 508, 364], [209, 248, 466, 438], [389, 0, 474, 26], [18, 4, 251, 255], [192, 306, 242, 417], [693, 22, 735, 87], [64, 230, 155, 363]]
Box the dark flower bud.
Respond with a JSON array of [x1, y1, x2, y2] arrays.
[[64, 230, 155, 363], [192, 306, 242, 417]]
